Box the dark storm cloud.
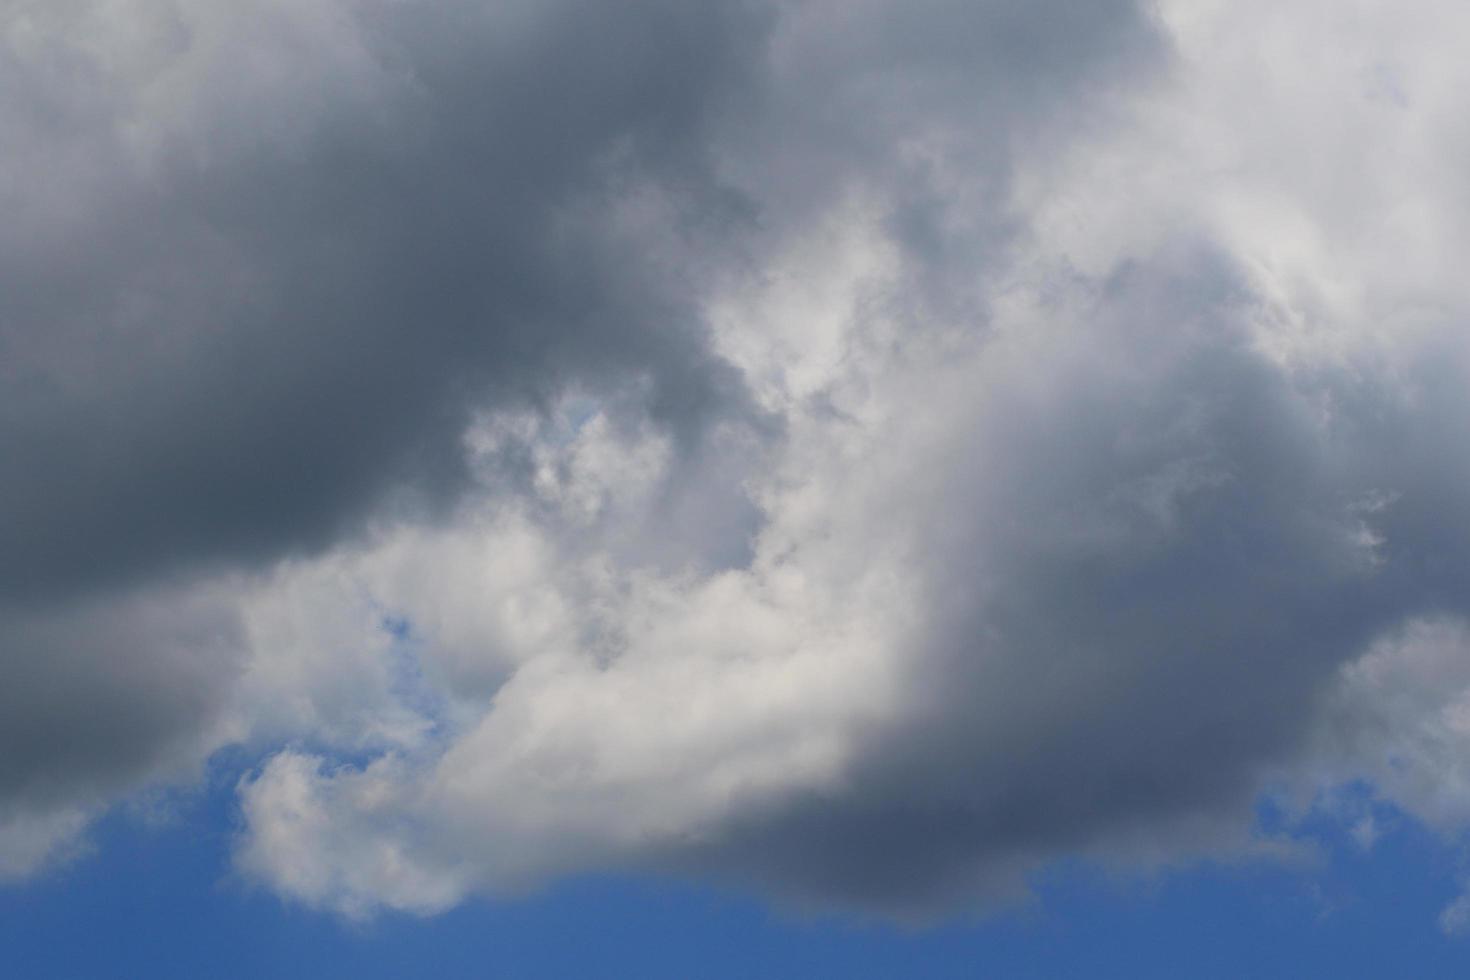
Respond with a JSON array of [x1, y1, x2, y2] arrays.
[[0, 586, 238, 808], [0, 0, 766, 604], [0, 0, 1168, 602]]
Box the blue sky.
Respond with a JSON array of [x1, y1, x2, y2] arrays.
[[5, 0, 1470, 970], [5, 770, 1468, 978]]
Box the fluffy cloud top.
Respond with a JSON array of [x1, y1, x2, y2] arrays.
[[3, 0, 1469, 926]]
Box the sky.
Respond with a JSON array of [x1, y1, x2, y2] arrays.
[[3, 0, 1470, 975]]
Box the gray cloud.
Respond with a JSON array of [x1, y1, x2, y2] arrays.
[[1, 0, 774, 866], [229, 235, 1470, 919], [0, 586, 238, 809], [7, 0, 1470, 928], [1, 0, 1163, 872], [0, 0, 766, 603], [670, 258, 1470, 913], [0, 0, 777, 874]]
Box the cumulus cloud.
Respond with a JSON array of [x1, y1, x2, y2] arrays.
[[4, 0, 1470, 925]]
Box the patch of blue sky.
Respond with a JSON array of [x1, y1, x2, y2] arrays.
[[375, 610, 454, 749], [4, 778, 1466, 979]]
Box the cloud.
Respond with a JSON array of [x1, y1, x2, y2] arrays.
[[229, 236, 1470, 917], [6, 0, 1470, 926], [0, 581, 241, 876], [0, 0, 768, 604], [0, 0, 773, 862]]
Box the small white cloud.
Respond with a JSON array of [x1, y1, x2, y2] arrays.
[[1440, 890, 1470, 937]]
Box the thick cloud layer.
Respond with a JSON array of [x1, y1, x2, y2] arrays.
[[4, 0, 1470, 925], [1, 0, 767, 602]]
